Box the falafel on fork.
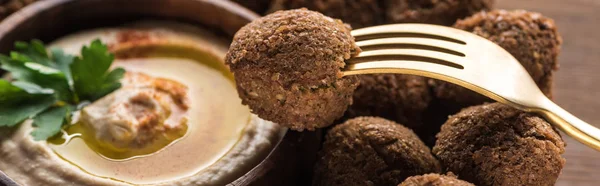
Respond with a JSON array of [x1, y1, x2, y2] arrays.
[[226, 8, 600, 151]]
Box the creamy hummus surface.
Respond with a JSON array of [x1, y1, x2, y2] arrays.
[[80, 72, 190, 157], [0, 21, 284, 186]]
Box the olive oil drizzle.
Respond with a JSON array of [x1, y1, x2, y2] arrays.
[[48, 41, 250, 184], [50, 44, 222, 160]]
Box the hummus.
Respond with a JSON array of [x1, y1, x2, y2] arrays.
[[0, 21, 284, 186]]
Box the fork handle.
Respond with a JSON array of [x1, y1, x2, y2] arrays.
[[537, 97, 600, 151]]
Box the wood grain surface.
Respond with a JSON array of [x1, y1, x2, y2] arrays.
[[496, 0, 600, 185]]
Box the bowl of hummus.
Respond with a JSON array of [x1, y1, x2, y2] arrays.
[[0, 0, 320, 185]]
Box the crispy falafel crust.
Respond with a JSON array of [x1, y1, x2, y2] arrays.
[[433, 103, 566, 186], [226, 9, 360, 130], [268, 0, 384, 29], [399, 173, 474, 186], [268, 0, 494, 28], [429, 10, 562, 106], [313, 117, 441, 186], [385, 0, 495, 26], [345, 74, 432, 130]]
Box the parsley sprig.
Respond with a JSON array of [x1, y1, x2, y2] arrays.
[[0, 39, 125, 140]]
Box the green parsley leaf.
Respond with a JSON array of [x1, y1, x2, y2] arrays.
[[0, 96, 55, 127], [71, 39, 123, 100], [0, 80, 53, 105], [12, 81, 55, 95], [51, 48, 75, 87], [9, 52, 33, 63], [0, 56, 72, 102], [94, 67, 125, 100], [13, 40, 55, 68], [0, 39, 124, 140], [0, 80, 27, 104], [31, 105, 70, 141]]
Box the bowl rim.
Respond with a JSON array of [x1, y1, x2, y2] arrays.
[[0, 0, 260, 52]]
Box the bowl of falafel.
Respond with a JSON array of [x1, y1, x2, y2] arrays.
[[0, 0, 574, 185]]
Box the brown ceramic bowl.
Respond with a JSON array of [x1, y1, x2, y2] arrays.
[[0, 0, 320, 185]]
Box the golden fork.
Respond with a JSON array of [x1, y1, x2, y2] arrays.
[[344, 24, 600, 151]]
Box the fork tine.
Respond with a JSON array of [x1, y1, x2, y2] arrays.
[[348, 49, 466, 69], [355, 37, 466, 57], [343, 60, 505, 103], [344, 60, 465, 82], [351, 24, 471, 44]]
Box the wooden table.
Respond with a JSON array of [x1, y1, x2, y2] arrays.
[[497, 0, 600, 185]]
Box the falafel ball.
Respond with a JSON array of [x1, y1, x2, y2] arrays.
[[384, 0, 495, 26], [429, 10, 562, 106], [268, 0, 384, 29], [226, 9, 361, 131], [268, 0, 492, 136], [268, 0, 494, 28], [432, 103, 566, 186], [313, 117, 441, 186], [344, 74, 432, 131], [399, 173, 474, 186], [231, 0, 272, 14]]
